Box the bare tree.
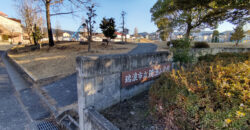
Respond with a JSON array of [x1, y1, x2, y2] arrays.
[[55, 21, 63, 41], [84, 4, 97, 52], [37, 0, 91, 47], [121, 11, 126, 43], [134, 27, 138, 37], [15, 0, 42, 44]]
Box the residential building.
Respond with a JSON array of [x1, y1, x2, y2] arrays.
[[0, 11, 23, 43]]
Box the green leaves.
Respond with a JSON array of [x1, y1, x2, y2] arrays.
[[151, 0, 249, 38], [99, 17, 117, 39], [230, 25, 245, 45]]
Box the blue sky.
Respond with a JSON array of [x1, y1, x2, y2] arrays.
[[0, 0, 248, 34]]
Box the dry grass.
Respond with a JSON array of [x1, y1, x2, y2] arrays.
[[8, 42, 137, 81]]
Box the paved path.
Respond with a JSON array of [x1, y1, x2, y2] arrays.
[[0, 50, 52, 129], [41, 43, 157, 114], [128, 43, 157, 54], [0, 51, 30, 130]]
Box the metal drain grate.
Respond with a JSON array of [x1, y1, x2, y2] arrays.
[[37, 121, 59, 130]]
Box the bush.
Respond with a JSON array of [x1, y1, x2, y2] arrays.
[[167, 39, 191, 48], [150, 53, 250, 129], [169, 39, 193, 64], [193, 41, 210, 48], [172, 48, 193, 64]]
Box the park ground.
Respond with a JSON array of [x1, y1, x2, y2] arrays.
[[0, 41, 249, 129], [6, 41, 250, 84]]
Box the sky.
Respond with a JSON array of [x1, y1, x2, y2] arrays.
[[0, 0, 249, 34]]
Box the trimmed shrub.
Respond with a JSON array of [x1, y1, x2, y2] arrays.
[[150, 52, 250, 129], [193, 41, 210, 48], [167, 39, 191, 48]]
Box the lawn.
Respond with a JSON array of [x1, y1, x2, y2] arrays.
[[8, 42, 137, 82]]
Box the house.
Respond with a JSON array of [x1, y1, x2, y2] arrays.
[[0, 11, 23, 44], [242, 30, 250, 43], [149, 32, 160, 40], [219, 31, 233, 43], [114, 32, 130, 41]]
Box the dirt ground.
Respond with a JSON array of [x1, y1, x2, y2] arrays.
[[8, 42, 137, 81], [101, 91, 164, 130]]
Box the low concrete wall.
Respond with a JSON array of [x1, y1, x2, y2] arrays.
[[83, 107, 119, 130], [191, 48, 250, 59], [76, 52, 172, 130]]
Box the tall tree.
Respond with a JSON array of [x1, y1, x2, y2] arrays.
[[212, 30, 219, 43], [156, 18, 173, 41], [151, 0, 249, 39], [121, 11, 126, 43], [134, 27, 138, 37], [37, 0, 91, 46], [84, 4, 97, 52], [230, 25, 245, 46], [100, 17, 117, 46]]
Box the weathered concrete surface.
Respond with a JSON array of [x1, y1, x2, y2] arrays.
[[2, 52, 50, 121], [0, 51, 30, 130], [41, 73, 78, 116], [129, 43, 157, 54], [38, 43, 158, 117], [191, 48, 250, 57], [43, 73, 77, 108], [83, 108, 119, 130], [20, 88, 51, 120], [77, 51, 171, 130]]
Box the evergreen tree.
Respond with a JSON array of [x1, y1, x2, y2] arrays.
[[32, 24, 43, 45], [212, 30, 219, 43], [230, 25, 245, 46], [100, 17, 117, 46]]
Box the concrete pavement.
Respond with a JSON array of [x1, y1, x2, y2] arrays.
[[0, 51, 30, 130]]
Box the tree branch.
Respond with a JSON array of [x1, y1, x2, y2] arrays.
[[50, 11, 74, 16]]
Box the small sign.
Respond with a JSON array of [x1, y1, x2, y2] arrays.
[[121, 64, 171, 87]]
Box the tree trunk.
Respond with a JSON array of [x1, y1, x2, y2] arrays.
[[33, 24, 38, 45], [88, 22, 92, 52], [185, 13, 192, 39], [236, 40, 239, 46], [46, 1, 54, 47], [185, 25, 192, 39]]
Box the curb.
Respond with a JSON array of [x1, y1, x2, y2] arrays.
[[6, 50, 71, 119], [6, 50, 35, 84]]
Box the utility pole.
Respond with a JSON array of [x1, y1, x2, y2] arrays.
[[121, 11, 126, 43]]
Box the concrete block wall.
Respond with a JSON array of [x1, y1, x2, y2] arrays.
[[76, 52, 171, 130]]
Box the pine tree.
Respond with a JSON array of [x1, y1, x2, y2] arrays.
[[100, 17, 117, 46]]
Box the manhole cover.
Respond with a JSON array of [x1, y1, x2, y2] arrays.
[[37, 121, 59, 130]]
